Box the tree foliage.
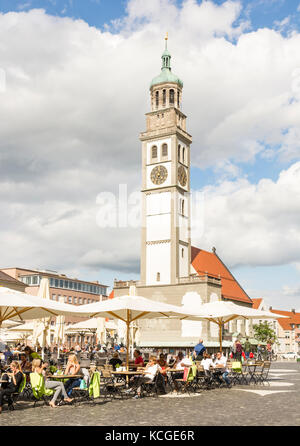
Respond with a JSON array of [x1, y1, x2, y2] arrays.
[[253, 321, 277, 343]]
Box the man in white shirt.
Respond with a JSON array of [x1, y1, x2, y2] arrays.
[[201, 354, 213, 371], [131, 356, 162, 398], [175, 352, 193, 370], [213, 352, 231, 387]]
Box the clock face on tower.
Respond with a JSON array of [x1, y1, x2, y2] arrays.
[[178, 165, 187, 187], [150, 165, 168, 185]]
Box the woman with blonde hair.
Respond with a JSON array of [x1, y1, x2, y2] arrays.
[[0, 361, 24, 413], [63, 354, 82, 397], [31, 359, 73, 408]]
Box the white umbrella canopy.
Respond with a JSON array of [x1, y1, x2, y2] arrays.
[[180, 300, 288, 351], [66, 317, 117, 331], [78, 293, 202, 368], [0, 286, 84, 326], [32, 278, 52, 351]]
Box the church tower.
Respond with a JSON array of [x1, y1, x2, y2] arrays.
[[140, 36, 192, 286]]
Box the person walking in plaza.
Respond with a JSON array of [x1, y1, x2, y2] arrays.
[[243, 338, 251, 360], [192, 339, 206, 361], [235, 340, 243, 362]]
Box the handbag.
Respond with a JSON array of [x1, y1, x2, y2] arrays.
[[79, 378, 87, 390]]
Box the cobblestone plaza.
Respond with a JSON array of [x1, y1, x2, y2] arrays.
[[1, 362, 299, 427]]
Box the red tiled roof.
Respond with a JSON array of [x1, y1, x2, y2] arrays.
[[191, 247, 252, 305], [251, 298, 263, 310], [270, 309, 300, 331]]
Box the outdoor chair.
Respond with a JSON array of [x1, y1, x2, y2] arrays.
[[196, 365, 212, 391], [229, 362, 248, 385], [254, 361, 271, 386], [100, 369, 126, 399], [29, 372, 54, 408], [175, 367, 197, 395]]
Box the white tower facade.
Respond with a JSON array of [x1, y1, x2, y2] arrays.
[[140, 38, 192, 286]]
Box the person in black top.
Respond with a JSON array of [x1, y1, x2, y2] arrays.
[[0, 361, 24, 413], [109, 352, 123, 370]]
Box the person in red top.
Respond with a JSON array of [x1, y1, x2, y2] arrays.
[[133, 350, 144, 367]]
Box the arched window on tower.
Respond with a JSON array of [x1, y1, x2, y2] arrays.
[[178, 144, 181, 161], [156, 91, 160, 108], [182, 147, 185, 163], [163, 89, 166, 107], [152, 145, 157, 161], [169, 89, 174, 105], [177, 91, 180, 108], [182, 199, 185, 216], [156, 272, 160, 282], [182, 248, 184, 258], [162, 143, 168, 158]]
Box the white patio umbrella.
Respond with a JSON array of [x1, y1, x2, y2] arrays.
[[66, 317, 116, 346], [77, 292, 201, 369], [54, 297, 65, 359], [180, 300, 287, 352], [32, 278, 52, 358], [0, 286, 85, 326]]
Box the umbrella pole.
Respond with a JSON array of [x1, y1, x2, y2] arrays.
[[126, 310, 130, 371], [219, 323, 222, 353]]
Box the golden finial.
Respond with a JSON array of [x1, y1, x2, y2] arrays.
[[165, 32, 168, 41], [165, 32, 168, 50]]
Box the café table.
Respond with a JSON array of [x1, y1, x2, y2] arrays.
[[47, 374, 83, 380], [111, 370, 145, 388], [242, 363, 259, 384], [165, 369, 184, 390]]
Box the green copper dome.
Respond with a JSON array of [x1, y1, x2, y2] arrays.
[[150, 42, 183, 89]]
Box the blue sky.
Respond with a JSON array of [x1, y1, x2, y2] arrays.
[[0, 0, 299, 311], [1, 0, 300, 31]]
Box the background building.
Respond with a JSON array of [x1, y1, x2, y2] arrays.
[[1, 267, 109, 346], [0, 270, 26, 293]]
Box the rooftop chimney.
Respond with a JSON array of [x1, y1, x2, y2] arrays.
[[212, 247, 216, 254], [269, 306, 272, 310], [292, 309, 296, 314]]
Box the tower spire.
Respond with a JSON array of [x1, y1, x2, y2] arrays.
[[162, 32, 171, 70]]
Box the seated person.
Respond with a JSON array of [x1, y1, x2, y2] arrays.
[[173, 352, 193, 370], [109, 352, 123, 370], [31, 359, 73, 408], [20, 354, 32, 372], [3, 346, 13, 364], [212, 352, 231, 388], [201, 353, 213, 372], [170, 352, 193, 392], [130, 356, 162, 398], [24, 346, 41, 362], [157, 353, 167, 375], [0, 361, 24, 413], [63, 354, 82, 397], [133, 350, 144, 368]]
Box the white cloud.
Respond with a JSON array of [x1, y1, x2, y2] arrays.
[[193, 162, 300, 267], [0, 2, 300, 279]]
